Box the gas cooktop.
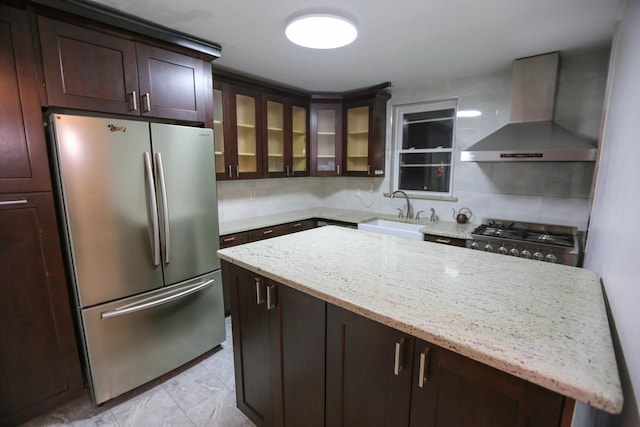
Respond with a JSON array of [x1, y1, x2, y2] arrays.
[[466, 219, 580, 266]]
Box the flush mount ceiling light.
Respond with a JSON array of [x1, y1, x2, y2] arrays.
[[285, 14, 357, 49]]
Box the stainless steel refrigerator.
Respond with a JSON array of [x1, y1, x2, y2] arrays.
[[49, 114, 225, 404]]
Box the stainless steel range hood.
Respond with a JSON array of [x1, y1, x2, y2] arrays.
[[460, 52, 597, 162]]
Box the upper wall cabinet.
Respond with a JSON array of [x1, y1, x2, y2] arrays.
[[0, 6, 52, 193], [310, 84, 391, 177], [213, 73, 310, 180], [38, 17, 207, 123], [263, 92, 310, 178], [213, 80, 263, 180], [343, 89, 391, 177]]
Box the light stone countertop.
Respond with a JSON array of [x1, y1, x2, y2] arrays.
[[219, 207, 475, 239], [217, 226, 623, 414]]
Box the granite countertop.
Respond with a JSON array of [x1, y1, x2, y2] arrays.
[[219, 207, 476, 239], [217, 226, 623, 414]]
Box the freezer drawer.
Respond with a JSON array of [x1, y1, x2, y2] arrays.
[[81, 270, 225, 404]]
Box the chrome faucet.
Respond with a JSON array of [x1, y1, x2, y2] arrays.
[[429, 207, 439, 222], [390, 190, 412, 219]]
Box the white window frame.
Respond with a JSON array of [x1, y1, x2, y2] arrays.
[[391, 99, 458, 197]]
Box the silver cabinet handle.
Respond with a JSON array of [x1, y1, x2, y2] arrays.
[[255, 277, 264, 305], [266, 284, 276, 310], [143, 152, 160, 266], [285, 165, 290, 176], [337, 164, 340, 175], [394, 338, 406, 375], [0, 199, 27, 206], [228, 165, 232, 178], [263, 229, 273, 235], [368, 165, 371, 176], [436, 238, 451, 244], [223, 236, 235, 242], [418, 348, 430, 388], [291, 164, 295, 176], [142, 92, 151, 112], [101, 278, 214, 319], [236, 165, 240, 178], [293, 223, 302, 228], [130, 90, 138, 111], [155, 153, 171, 264]]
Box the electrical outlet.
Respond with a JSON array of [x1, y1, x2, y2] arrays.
[[249, 191, 256, 200]]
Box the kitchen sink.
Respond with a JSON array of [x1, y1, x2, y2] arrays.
[[357, 219, 425, 240]]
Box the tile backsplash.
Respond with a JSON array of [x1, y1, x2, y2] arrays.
[[217, 45, 610, 231]]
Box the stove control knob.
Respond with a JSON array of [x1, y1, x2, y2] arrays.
[[520, 250, 532, 259], [533, 251, 544, 261], [483, 244, 494, 252], [545, 253, 557, 263], [470, 242, 480, 250], [498, 246, 508, 255], [509, 248, 520, 257]]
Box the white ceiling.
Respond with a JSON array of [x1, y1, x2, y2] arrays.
[[92, 0, 624, 92]]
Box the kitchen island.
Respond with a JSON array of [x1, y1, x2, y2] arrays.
[[218, 226, 622, 426]]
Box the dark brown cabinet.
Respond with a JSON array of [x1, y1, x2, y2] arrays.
[[409, 340, 566, 427], [311, 85, 390, 177], [224, 261, 325, 427], [310, 100, 343, 176], [326, 304, 414, 427], [343, 89, 390, 177], [0, 7, 52, 194], [262, 93, 310, 178], [423, 234, 466, 247], [213, 80, 263, 179], [326, 303, 568, 427], [0, 193, 83, 426], [38, 16, 207, 122], [225, 263, 573, 427]]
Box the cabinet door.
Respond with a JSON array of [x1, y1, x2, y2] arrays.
[[136, 44, 205, 122], [344, 102, 371, 176], [38, 16, 140, 115], [0, 193, 83, 426], [263, 93, 289, 178], [291, 100, 310, 176], [231, 85, 263, 178], [343, 91, 390, 177], [227, 264, 274, 426], [0, 7, 52, 193], [273, 282, 326, 427], [213, 80, 232, 180], [326, 304, 414, 427], [311, 102, 343, 176], [409, 340, 565, 427]]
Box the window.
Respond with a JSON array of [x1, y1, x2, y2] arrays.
[[392, 100, 457, 196]]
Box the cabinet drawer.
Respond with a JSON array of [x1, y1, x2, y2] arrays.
[[248, 224, 288, 242], [219, 231, 249, 248], [283, 219, 316, 234], [423, 234, 466, 247]]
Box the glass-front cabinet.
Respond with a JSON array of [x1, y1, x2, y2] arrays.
[[291, 102, 309, 176], [262, 94, 310, 178], [234, 89, 261, 178], [212, 80, 262, 180], [344, 104, 370, 175], [311, 102, 343, 176], [265, 95, 286, 176], [212, 85, 226, 177]]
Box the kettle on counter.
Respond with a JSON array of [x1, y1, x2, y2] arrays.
[[452, 207, 473, 224]]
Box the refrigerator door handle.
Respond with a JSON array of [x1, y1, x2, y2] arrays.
[[155, 152, 171, 264], [100, 278, 215, 319], [144, 152, 161, 266]]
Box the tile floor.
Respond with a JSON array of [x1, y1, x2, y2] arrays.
[[20, 317, 254, 427]]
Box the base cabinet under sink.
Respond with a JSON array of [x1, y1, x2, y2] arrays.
[[224, 262, 574, 427]]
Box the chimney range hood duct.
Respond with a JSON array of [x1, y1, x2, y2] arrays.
[[460, 52, 597, 162]]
